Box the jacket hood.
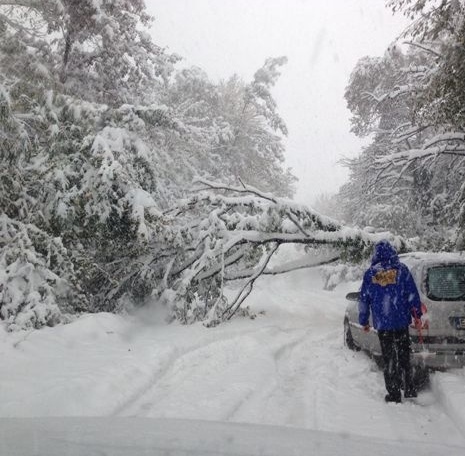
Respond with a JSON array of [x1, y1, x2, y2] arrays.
[[371, 240, 399, 267]]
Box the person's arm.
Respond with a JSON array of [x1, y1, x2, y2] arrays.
[[359, 270, 371, 328]]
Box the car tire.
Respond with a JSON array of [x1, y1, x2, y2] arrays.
[[412, 365, 429, 390], [344, 319, 360, 351], [372, 354, 384, 368]]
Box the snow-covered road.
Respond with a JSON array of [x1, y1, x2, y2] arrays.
[[1, 268, 465, 454]]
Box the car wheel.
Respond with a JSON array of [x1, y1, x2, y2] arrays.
[[372, 354, 384, 368], [412, 365, 429, 390], [344, 319, 359, 351]]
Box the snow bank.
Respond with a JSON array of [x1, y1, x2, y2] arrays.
[[430, 370, 465, 435]]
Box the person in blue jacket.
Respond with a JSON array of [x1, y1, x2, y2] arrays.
[[359, 240, 422, 403]]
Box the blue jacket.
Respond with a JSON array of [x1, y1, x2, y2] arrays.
[[359, 241, 422, 331]]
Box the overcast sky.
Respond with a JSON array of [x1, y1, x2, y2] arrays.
[[146, 0, 409, 204]]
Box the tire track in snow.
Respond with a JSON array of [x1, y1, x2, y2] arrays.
[[224, 326, 313, 425], [270, 327, 340, 429], [110, 346, 178, 417], [112, 325, 288, 418], [226, 324, 339, 428], [110, 326, 269, 417]]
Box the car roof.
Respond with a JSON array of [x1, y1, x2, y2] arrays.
[[399, 251, 465, 267]]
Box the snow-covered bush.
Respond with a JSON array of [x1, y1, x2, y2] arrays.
[[0, 216, 79, 331]]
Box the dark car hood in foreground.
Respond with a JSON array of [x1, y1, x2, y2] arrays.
[[0, 417, 463, 456]]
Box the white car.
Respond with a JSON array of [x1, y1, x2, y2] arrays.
[[344, 252, 465, 377]]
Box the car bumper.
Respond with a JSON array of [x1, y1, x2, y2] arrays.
[[411, 348, 465, 369]]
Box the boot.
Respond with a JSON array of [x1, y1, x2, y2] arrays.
[[385, 393, 402, 403], [404, 388, 417, 398]]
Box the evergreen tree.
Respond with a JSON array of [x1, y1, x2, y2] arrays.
[[0, 1, 299, 329]]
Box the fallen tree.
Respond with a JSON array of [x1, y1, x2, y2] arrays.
[[0, 177, 405, 330], [145, 179, 406, 326]]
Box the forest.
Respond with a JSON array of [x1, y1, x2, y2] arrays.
[[1, 0, 464, 331]]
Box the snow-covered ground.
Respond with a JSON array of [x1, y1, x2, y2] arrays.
[[1, 268, 465, 455]]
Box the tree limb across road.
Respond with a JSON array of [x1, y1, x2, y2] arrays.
[[158, 179, 404, 326]]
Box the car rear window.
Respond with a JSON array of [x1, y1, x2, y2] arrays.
[[427, 265, 465, 301]]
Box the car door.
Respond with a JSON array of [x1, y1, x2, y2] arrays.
[[346, 293, 381, 356], [423, 263, 465, 339]]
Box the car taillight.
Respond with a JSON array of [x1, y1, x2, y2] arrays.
[[421, 303, 429, 330]]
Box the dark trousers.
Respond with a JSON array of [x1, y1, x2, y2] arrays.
[[378, 328, 414, 398]]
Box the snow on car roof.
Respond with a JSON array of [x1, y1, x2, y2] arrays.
[[399, 251, 465, 266]]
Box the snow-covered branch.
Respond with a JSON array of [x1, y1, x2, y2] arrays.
[[374, 140, 465, 167], [225, 254, 341, 280], [158, 180, 404, 325]]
